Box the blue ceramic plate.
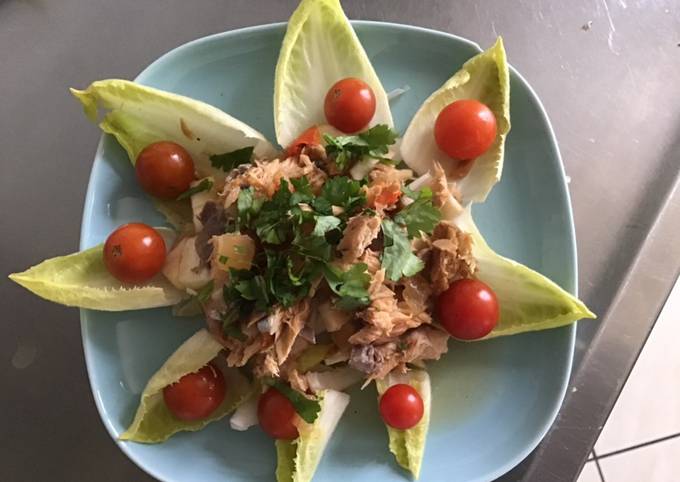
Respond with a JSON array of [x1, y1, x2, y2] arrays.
[[80, 22, 576, 482]]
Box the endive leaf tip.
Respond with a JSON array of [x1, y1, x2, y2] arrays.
[[70, 86, 99, 123]]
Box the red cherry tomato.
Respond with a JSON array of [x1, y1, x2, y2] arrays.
[[163, 363, 226, 421], [103, 223, 166, 284], [434, 100, 497, 160], [135, 141, 195, 199], [436, 278, 499, 340], [286, 126, 323, 157], [379, 384, 424, 430], [324, 78, 376, 133], [257, 387, 299, 440]]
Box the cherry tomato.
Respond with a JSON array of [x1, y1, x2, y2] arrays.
[[163, 363, 226, 421], [434, 100, 497, 160], [286, 126, 322, 157], [379, 384, 424, 430], [257, 387, 299, 440], [103, 223, 166, 284], [135, 141, 195, 199], [324, 78, 376, 133], [436, 278, 499, 340]]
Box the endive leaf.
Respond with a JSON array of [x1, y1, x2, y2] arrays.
[[275, 389, 350, 482], [9, 241, 184, 311], [376, 370, 431, 479], [71, 79, 278, 180], [120, 329, 252, 443], [454, 208, 595, 339], [401, 38, 510, 204], [274, 0, 393, 147]]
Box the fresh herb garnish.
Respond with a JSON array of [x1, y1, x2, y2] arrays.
[[323, 124, 398, 170], [255, 179, 295, 244], [230, 269, 270, 312], [311, 215, 342, 237], [236, 187, 264, 230], [323, 263, 371, 310], [381, 219, 425, 281], [219, 255, 229, 264], [270, 380, 321, 423], [176, 178, 213, 201], [209, 146, 254, 172], [394, 187, 441, 238], [195, 280, 214, 304], [315, 176, 366, 215]]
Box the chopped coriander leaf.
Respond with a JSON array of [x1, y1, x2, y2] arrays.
[[293, 232, 333, 262], [219, 255, 229, 264], [195, 280, 214, 304], [318, 176, 366, 215], [323, 263, 371, 310], [232, 272, 270, 312], [358, 124, 399, 147], [290, 176, 314, 205], [254, 181, 295, 244], [401, 185, 419, 200], [394, 187, 441, 238], [176, 178, 213, 201], [209, 146, 254, 171], [381, 219, 425, 281], [270, 380, 321, 423], [255, 212, 292, 244], [312, 215, 342, 237], [323, 124, 398, 170], [264, 250, 317, 307], [236, 187, 264, 229]]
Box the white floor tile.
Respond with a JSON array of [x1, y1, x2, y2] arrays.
[[599, 436, 680, 481], [595, 276, 680, 455], [577, 461, 602, 482]]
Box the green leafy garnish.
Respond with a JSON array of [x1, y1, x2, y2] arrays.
[[324, 124, 398, 170], [176, 178, 213, 201], [394, 187, 441, 238], [315, 176, 366, 215], [230, 270, 270, 312], [218, 255, 229, 264], [312, 216, 342, 237], [381, 219, 424, 281], [255, 180, 295, 244], [323, 263, 371, 310], [271, 380, 321, 424], [236, 187, 264, 230], [195, 281, 214, 304], [209, 146, 254, 172]]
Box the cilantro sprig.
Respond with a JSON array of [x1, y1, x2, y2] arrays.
[[268, 380, 321, 424], [381, 219, 425, 281], [394, 187, 441, 238], [323, 124, 398, 171], [323, 263, 371, 310], [210, 146, 254, 171], [176, 178, 213, 201]]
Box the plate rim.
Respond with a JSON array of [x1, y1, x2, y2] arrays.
[[78, 20, 578, 482]]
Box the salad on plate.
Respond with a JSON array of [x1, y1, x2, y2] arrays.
[[9, 0, 595, 480]]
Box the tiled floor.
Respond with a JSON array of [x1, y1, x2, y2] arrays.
[[578, 275, 680, 482]]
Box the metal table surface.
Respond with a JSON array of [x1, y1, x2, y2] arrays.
[[1, 1, 678, 481]]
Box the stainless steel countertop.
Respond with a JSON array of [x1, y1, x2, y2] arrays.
[[2, 1, 679, 481]]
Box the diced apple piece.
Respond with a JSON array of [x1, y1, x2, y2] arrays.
[[212, 234, 256, 271]]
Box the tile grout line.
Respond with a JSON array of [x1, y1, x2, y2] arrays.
[[591, 448, 606, 482], [595, 432, 680, 460]]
